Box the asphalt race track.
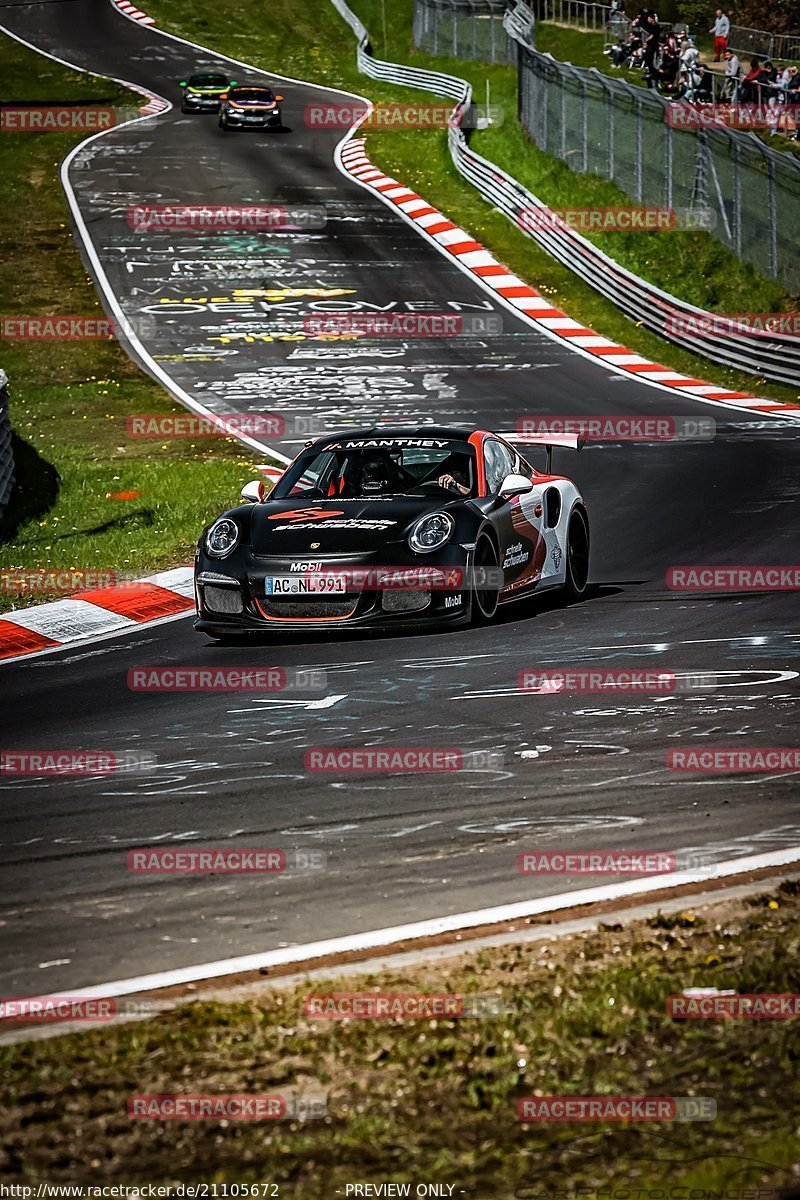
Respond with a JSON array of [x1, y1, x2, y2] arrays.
[[0, 0, 799, 999]]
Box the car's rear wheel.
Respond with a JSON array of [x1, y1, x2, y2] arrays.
[[472, 534, 500, 623], [563, 506, 590, 601]]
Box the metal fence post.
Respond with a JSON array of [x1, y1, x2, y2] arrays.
[[665, 120, 673, 208], [732, 141, 741, 258], [581, 78, 588, 172], [768, 157, 777, 279], [607, 78, 614, 181], [634, 94, 642, 201], [561, 69, 567, 159]]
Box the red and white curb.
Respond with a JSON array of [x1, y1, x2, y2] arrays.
[[0, 467, 287, 664], [112, 0, 155, 26], [0, 568, 194, 663], [255, 465, 286, 484], [127, 81, 169, 117], [339, 138, 799, 420]]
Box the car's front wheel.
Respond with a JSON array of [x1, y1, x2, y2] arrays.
[[563, 506, 590, 601], [472, 533, 500, 624]]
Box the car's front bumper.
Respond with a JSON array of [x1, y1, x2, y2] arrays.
[[194, 554, 473, 632], [223, 109, 281, 126], [183, 95, 223, 110]]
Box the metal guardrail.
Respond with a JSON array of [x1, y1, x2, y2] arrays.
[[0, 369, 14, 516], [331, 0, 800, 387], [728, 25, 800, 63]]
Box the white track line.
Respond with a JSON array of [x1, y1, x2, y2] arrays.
[[7, 846, 799, 1007], [0, 7, 384, 466]]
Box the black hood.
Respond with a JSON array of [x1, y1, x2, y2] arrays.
[[248, 496, 460, 557]]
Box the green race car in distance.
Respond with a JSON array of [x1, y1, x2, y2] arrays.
[[179, 72, 234, 113]]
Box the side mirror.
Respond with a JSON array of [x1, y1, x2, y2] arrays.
[[241, 480, 267, 503], [229, 80, 237, 86], [275, 94, 284, 102], [179, 81, 187, 88], [220, 92, 229, 101], [498, 473, 534, 500]]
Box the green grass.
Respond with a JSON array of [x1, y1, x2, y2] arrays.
[[141, 0, 798, 408], [0, 36, 276, 612], [1, 882, 798, 1192]]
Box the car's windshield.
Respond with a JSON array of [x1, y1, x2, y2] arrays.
[[189, 74, 228, 87], [272, 438, 477, 500], [230, 88, 275, 102]]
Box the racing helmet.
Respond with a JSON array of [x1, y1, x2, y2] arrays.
[[359, 455, 392, 493]]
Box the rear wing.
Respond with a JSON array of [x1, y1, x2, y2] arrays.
[[505, 432, 584, 475]]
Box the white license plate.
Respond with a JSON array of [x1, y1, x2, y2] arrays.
[[266, 576, 346, 596]]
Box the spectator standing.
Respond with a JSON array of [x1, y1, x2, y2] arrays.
[[655, 41, 680, 91], [758, 59, 779, 106], [709, 8, 730, 61], [739, 57, 762, 103], [643, 12, 660, 79], [695, 63, 715, 100], [723, 48, 741, 99]]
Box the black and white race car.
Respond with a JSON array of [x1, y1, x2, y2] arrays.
[[194, 426, 589, 638], [218, 84, 283, 130]]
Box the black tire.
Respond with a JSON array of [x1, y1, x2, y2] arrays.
[[563, 506, 590, 601], [471, 534, 501, 624], [219, 115, 228, 129]]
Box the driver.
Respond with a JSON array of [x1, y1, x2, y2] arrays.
[[358, 455, 394, 494], [437, 457, 471, 496]]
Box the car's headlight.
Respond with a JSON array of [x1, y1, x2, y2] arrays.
[[206, 517, 239, 558], [409, 512, 454, 554]]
